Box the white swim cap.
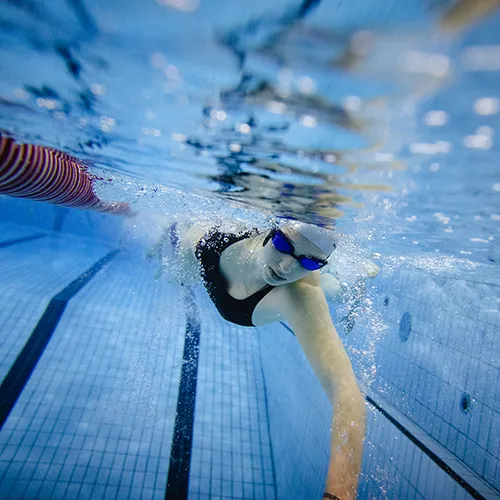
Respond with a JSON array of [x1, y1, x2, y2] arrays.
[[285, 220, 337, 256]]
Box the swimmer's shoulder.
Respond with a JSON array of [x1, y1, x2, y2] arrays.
[[269, 272, 324, 312], [263, 273, 330, 329]]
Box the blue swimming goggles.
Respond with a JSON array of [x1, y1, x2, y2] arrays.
[[263, 229, 330, 271]]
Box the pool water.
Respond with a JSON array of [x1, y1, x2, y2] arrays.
[[0, 0, 499, 499]]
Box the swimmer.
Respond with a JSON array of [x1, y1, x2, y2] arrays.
[[2, 135, 366, 499], [162, 218, 368, 500]]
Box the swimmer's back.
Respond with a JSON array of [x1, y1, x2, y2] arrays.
[[178, 221, 250, 273]]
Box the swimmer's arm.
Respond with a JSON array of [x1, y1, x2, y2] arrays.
[[281, 276, 366, 500]]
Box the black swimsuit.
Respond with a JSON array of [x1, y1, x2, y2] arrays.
[[195, 228, 274, 327]]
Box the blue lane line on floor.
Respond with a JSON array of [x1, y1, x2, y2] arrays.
[[166, 287, 201, 500], [0, 249, 120, 430], [365, 395, 487, 500], [0, 234, 46, 248]]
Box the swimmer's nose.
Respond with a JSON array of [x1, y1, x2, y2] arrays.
[[278, 254, 295, 275]]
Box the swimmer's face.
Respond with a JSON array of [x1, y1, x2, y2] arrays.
[[261, 227, 329, 286]]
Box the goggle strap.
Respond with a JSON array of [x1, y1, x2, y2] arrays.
[[262, 231, 273, 247]]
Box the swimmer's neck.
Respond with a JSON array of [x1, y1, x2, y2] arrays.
[[219, 233, 268, 296]]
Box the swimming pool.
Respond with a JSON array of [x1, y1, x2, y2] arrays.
[[0, 0, 499, 499]]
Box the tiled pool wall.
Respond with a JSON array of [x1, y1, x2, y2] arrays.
[[372, 268, 499, 492], [258, 309, 496, 500], [0, 198, 499, 499], [336, 265, 499, 498]]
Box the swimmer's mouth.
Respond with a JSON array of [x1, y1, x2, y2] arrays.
[[269, 267, 285, 281]]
